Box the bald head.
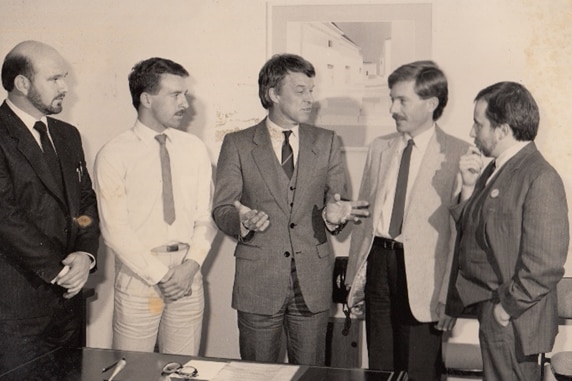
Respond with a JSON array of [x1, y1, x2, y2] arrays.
[[2, 41, 63, 91], [1, 40, 69, 117]]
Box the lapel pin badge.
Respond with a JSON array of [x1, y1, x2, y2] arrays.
[[490, 189, 500, 198]]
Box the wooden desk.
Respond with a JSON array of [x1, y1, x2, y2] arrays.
[[0, 347, 405, 381]]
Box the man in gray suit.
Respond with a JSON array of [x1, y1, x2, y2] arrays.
[[212, 54, 368, 366], [447, 82, 569, 380], [345, 61, 468, 380]]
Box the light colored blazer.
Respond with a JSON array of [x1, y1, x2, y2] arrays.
[[449, 143, 569, 355], [212, 119, 348, 315], [346, 126, 468, 322]]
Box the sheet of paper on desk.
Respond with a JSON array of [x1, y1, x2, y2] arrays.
[[181, 359, 228, 380], [211, 361, 300, 381]]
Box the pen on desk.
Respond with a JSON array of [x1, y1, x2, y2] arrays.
[[107, 358, 127, 381], [102, 359, 120, 373], [102, 357, 126, 373]]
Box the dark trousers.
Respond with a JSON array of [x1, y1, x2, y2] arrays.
[[237, 259, 329, 366], [478, 300, 540, 381], [0, 296, 82, 375], [364, 238, 443, 381]]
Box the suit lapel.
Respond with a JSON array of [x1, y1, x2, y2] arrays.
[[251, 121, 291, 215], [49, 119, 76, 211], [405, 127, 446, 220], [0, 103, 66, 205], [291, 124, 318, 217], [371, 136, 400, 229]]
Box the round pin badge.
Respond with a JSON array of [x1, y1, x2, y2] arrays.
[[490, 189, 499, 198]]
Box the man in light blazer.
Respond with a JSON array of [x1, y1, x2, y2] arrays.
[[212, 54, 368, 366], [446, 82, 569, 380], [0, 41, 99, 373], [345, 61, 468, 380]]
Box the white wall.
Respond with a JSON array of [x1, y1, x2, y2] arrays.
[[1, 0, 571, 363]]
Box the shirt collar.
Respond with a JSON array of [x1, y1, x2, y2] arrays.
[[6, 98, 48, 129], [266, 117, 299, 141], [402, 124, 435, 152], [134, 119, 171, 145], [494, 140, 531, 170]]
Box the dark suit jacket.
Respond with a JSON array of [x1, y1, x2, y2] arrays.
[[447, 142, 569, 355], [212, 119, 348, 314], [0, 101, 99, 323]]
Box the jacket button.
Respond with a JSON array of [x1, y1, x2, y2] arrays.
[[284, 252, 291, 258], [289, 223, 296, 229]]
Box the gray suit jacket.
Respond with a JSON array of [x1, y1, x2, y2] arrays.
[[212, 119, 348, 314], [448, 142, 569, 355], [346, 126, 468, 322]]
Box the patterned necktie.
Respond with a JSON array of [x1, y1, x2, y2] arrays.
[[281, 130, 294, 179], [388, 139, 415, 238], [34, 121, 63, 189], [155, 134, 176, 225]]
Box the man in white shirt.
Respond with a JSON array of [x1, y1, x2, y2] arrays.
[[345, 61, 468, 380], [95, 57, 216, 355]]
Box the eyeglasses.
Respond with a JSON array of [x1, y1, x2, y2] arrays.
[[161, 362, 198, 379]]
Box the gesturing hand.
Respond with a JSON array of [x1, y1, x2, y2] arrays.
[[233, 200, 270, 232], [325, 193, 369, 225]]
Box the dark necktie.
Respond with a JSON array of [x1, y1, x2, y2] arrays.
[[473, 160, 496, 195], [34, 121, 63, 189], [155, 134, 176, 225], [281, 130, 294, 179], [388, 139, 415, 238]]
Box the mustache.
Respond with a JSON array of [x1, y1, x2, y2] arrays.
[[392, 114, 406, 121]]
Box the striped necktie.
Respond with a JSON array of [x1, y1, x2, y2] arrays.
[[281, 130, 294, 179]]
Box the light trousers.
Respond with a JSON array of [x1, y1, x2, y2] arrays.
[[112, 248, 204, 355]]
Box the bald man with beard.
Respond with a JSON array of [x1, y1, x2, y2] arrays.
[[0, 41, 99, 373]]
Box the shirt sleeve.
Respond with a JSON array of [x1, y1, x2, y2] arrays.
[[184, 142, 217, 267], [94, 147, 169, 285]]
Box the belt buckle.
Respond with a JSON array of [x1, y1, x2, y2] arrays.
[[152, 242, 190, 253]]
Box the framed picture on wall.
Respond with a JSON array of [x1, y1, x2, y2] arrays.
[[267, 2, 432, 149]]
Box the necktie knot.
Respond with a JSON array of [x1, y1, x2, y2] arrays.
[[34, 121, 48, 134], [283, 130, 292, 142], [155, 134, 167, 145]]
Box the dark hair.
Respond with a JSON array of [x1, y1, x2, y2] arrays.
[[258, 54, 315, 109], [475, 81, 539, 141], [388, 60, 448, 121], [128, 57, 189, 110], [1, 53, 34, 91]]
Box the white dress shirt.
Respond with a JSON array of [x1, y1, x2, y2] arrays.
[[266, 117, 299, 165], [487, 141, 531, 185], [376, 126, 436, 240], [6, 98, 53, 152], [95, 120, 217, 285]]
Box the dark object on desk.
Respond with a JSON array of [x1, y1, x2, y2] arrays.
[[0, 347, 400, 381]]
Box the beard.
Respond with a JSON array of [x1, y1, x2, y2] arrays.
[[28, 85, 64, 115]]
